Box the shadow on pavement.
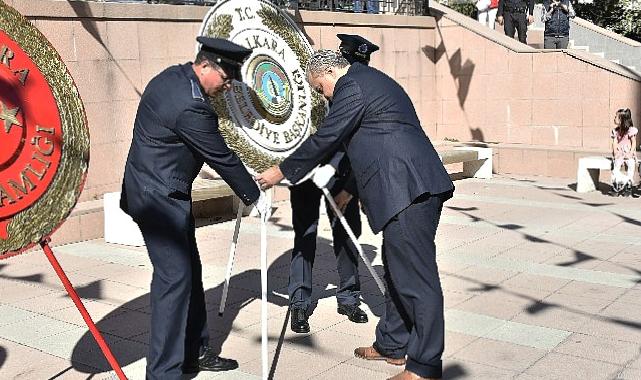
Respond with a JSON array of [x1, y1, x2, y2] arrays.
[[0, 346, 5, 371], [443, 362, 467, 379], [69, 238, 384, 374]]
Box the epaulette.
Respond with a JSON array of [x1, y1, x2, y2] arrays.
[[191, 79, 205, 102]]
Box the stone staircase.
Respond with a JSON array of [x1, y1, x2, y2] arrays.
[[530, 4, 640, 74]]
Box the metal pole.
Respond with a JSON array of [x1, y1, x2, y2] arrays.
[[40, 240, 127, 380], [219, 205, 244, 315], [259, 190, 271, 380], [320, 188, 386, 295]]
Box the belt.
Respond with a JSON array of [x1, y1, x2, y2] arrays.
[[505, 7, 526, 13]]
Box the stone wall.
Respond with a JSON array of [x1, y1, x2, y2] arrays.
[[429, 2, 641, 178], [5, 0, 641, 243], [9, 0, 436, 205]]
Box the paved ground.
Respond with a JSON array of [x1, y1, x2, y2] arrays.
[[1, 175, 641, 379]]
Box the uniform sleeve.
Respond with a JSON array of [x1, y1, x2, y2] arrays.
[[175, 103, 260, 205], [497, 0, 504, 17], [630, 127, 638, 138], [280, 78, 366, 184], [528, 0, 535, 15]]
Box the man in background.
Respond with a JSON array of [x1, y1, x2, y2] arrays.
[[497, 0, 535, 43], [286, 34, 379, 334]]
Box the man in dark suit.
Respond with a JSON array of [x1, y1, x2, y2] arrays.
[[497, 0, 535, 43], [120, 37, 268, 379], [257, 50, 453, 380], [286, 34, 379, 334]]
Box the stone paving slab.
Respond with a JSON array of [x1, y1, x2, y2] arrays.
[[2, 175, 641, 379]]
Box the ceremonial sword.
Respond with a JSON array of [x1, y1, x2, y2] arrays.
[[318, 186, 386, 296]]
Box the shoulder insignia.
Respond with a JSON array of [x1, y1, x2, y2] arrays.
[[191, 79, 205, 102]]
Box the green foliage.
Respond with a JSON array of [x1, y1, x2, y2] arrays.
[[574, 0, 641, 42], [448, 1, 477, 18]]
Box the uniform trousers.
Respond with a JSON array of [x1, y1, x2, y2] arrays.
[[504, 11, 528, 43], [373, 192, 447, 379], [136, 189, 209, 380], [288, 179, 362, 310]]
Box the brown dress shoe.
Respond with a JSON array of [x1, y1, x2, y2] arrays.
[[387, 369, 439, 380], [353, 346, 406, 366]]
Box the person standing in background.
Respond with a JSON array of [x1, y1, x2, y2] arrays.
[[285, 34, 379, 334], [497, 0, 535, 43], [542, 0, 571, 49], [477, 0, 500, 30]]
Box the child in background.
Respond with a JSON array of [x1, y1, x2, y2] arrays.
[[609, 108, 637, 197], [477, 0, 499, 29]]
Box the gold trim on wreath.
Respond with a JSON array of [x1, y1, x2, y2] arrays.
[[0, 0, 89, 256]]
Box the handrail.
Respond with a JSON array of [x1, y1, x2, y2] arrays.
[[571, 17, 641, 48]]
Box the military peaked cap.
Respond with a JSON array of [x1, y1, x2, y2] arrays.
[[337, 34, 379, 64], [196, 36, 253, 80]]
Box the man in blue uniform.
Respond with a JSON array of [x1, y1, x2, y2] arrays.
[[286, 34, 379, 334], [337, 33, 379, 65], [120, 37, 268, 379], [257, 50, 453, 380]]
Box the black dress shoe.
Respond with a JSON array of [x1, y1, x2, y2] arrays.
[[338, 303, 368, 323], [290, 307, 310, 333], [182, 347, 239, 373]]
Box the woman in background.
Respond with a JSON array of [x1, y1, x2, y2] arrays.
[[477, 0, 499, 30]]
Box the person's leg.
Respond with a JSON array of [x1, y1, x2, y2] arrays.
[[516, 13, 528, 43], [354, 0, 363, 12], [558, 35, 569, 49], [624, 158, 636, 184], [504, 12, 516, 38], [544, 36, 556, 49], [622, 158, 636, 196], [366, 0, 379, 13], [488, 7, 498, 29], [385, 193, 446, 379], [610, 158, 625, 195], [288, 180, 321, 312], [139, 192, 194, 379], [370, 238, 411, 361], [478, 9, 488, 27], [183, 215, 209, 369], [326, 191, 362, 307]]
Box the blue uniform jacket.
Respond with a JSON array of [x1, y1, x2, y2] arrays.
[[280, 63, 453, 233], [120, 63, 259, 220]]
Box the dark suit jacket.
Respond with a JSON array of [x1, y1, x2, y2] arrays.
[[121, 63, 259, 221], [280, 63, 453, 233]]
